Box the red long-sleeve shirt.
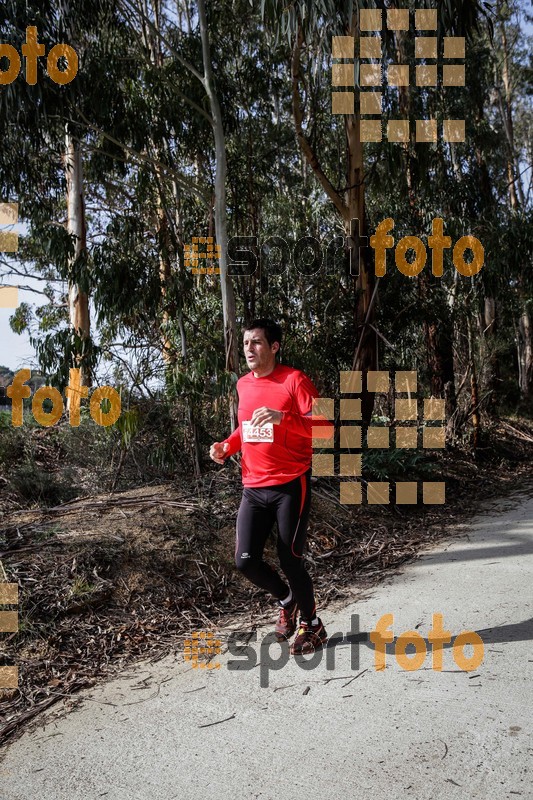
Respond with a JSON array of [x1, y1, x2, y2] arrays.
[[222, 363, 334, 487]]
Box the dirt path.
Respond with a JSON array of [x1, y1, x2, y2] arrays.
[[1, 491, 532, 800]]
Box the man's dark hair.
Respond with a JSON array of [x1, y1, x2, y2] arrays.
[[244, 318, 283, 349]]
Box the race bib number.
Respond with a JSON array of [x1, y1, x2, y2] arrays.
[[242, 421, 274, 443]]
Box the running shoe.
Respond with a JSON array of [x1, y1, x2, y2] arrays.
[[289, 618, 328, 655], [274, 599, 299, 641]]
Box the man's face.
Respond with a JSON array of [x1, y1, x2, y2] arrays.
[[243, 328, 279, 375]]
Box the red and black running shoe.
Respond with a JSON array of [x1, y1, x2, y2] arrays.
[[274, 600, 299, 641], [289, 618, 328, 655]]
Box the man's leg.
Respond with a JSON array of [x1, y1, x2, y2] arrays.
[[275, 471, 328, 654], [274, 470, 317, 622], [235, 488, 290, 599]]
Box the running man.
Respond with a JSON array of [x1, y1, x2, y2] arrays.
[[209, 318, 334, 654]]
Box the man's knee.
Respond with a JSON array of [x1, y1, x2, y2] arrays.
[[278, 550, 306, 576], [235, 552, 255, 574]]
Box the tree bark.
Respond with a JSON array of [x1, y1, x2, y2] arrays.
[[497, 5, 523, 209], [480, 295, 499, 415], [156, 176, 177, 368], [518, 304, 533, 401], [291, 18, 376, 423], [345, 112, 376, 424], [392, 12, 456, 425], [65, 129, 91, 391], [198, 0, 239, 429], [495, 4, 530, 403], [471, 93, 499, 416], [467, 315, 481, 451], [145, 4, 179, 370], [171, 173, 202, 478]]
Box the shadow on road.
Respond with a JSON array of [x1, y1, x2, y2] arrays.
[[338, 616, 533, 654]]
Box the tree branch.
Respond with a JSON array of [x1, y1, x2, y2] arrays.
[[118, 0, 205, 85], [71, 108, 210, 206], [291, 25, 347, 219]]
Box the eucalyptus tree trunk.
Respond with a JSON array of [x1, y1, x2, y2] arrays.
[[198, 0, 239, 429], [144, 0, 202, 467], [155, 165, 177, 369], [172, 175, 201, 479], [291, 17, 376, 423], [345, 67, 377, 424], [478, 290, 499, 416], [467, 314, 481, 452], [467, 78, 501, 416], [497, 3, 523, 210], [518, 306, 533, 402], [495, 5, 531, 402], [393, 14, 456, 421], [65, 129, 91, 392], [138, 1, 178, 370]]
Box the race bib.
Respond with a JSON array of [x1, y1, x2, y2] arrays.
[[242, 421, 274, 443]]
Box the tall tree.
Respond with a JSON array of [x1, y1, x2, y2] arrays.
[[198, 0, 239, 426], [65, 129, 91, 388]]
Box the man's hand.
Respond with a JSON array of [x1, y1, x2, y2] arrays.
[[210, 441, 230, 465], [250, 407, 283, 427]]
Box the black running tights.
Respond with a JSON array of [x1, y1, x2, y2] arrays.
[[234, 470, 316, 621]]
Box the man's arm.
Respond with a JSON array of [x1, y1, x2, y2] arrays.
[[221, 426, 242, 456], [210, 426, 241, 465], [279, 409, 333, 439], [279, 372, 334, 439]]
